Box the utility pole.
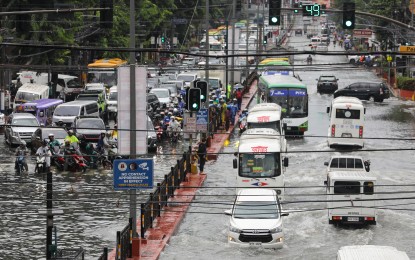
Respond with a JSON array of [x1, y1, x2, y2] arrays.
[[129, 0, 138, 238], [231, 0, 236, 84], [256, 1, 260, 68], [246, 0, 249, 78]]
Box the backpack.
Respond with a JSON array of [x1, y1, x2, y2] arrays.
[[236, 90, 242, 99]]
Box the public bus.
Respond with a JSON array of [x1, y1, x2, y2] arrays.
[[259, 60, 295, 77], [87, 58, 127, 89], [233, 128, 289, 198], [15, 99, 63, 126], [258, 74, 308, 135]]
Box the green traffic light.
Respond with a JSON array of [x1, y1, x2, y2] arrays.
[[271, 17, 278, 23], [345, 21, 352, 27], [192, 103, 198, 109], [294, 10, 298, 13]]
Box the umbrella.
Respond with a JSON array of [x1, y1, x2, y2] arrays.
[[234, 84, 243, 90]]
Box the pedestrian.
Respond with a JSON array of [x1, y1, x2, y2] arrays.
[[225, 107, 231, 132], [197, 138, 207, 174], [235, 88, 242, 111]]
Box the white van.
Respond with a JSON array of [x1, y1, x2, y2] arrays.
[[325, 170, 377, 225], [327, 97, 365, 149], [52, 100, 99, 127], [225, 188, 288, 249], [337, 245, 410, 260], [14, 83, 50, 108], [176, 73, 198, 87]]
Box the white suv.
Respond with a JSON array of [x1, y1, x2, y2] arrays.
[[225, 188, 288, 249]]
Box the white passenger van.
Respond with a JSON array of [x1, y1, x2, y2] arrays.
[[233, 128, 289, 197], [337, 245, 410, 260], [176, 73, 198, 87], [52, 100, 99, 127], [246, 103, 287, 152], [13, 83, 50, 108], [325, 170, 377, 225], [106, 86, 117, 119], [325, 155, 371, 174], [225, 188, 288, 249], [327, 97, 365, 149]]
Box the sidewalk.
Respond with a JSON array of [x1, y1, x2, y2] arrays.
[[108, 81, 258, 260]]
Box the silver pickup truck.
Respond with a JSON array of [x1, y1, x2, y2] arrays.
[[324, 155, 371, 173]]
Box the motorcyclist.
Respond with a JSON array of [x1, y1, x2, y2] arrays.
[[110, 124, 118, 141], [64, 129, 81, 155], [15, 140, 29, 172], [307, 55, 313, 64], [36, 140, 51, 172], [168, 116, 181, 137], [97, 131, 111, 155], [48, 133, 61, 155]]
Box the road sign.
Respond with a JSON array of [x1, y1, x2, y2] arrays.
[[185, 116, 196, 133], [399, 45, 415, 53], [353, 29, 372, 38], [113, 159, 154, 190], [196, 108, 208, 132]]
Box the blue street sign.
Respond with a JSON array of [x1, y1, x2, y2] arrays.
[[113, 159, 154, 190]]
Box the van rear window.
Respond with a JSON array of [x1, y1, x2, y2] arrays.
[[330, 158, 364, 169], [335, 109, 360, 119], [334, 181, 360, 194]]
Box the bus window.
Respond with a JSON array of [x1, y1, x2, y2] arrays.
[[334, 181, 360, 194]]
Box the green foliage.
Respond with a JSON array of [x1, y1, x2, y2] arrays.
[[397, 76, 415, 91]]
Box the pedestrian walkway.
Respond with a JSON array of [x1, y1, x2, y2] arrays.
[[108, 81, 258, 260]]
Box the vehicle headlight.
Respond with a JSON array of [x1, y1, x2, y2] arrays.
[[270, 227, 283, 233], [229, 226, 241, 233], [12, 130, 18, 137]]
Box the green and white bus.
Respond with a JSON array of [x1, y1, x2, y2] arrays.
[[258, 74, 308, 135]]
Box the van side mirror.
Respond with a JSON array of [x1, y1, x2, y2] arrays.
[[283, 123, 287, 131], [233, 158, 238, 169], [364, 108, 366, 114], [324, 162, 329, 166], [39, 111, 44, 117], [281, 213, 289, 217], [283, 157, 289, 167], [326, 107, 330, 113], [224, 209, 232, 216], [324, 180, 328, 186]]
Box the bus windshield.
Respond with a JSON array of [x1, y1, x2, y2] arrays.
[[87, 71, 116, 86], [15, 92, 40, 102], [268, 88, 308, 118], [248, 121, 281, 133], [239, 153, 280, 177]]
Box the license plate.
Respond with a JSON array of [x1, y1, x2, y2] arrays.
[[249, 242, 262, 246], [341, 133, 352, 138], [348, 217, 359, 222]]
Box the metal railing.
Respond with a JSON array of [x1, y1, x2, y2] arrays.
[[115, 218, 132, 260], [97, 247, 108, 260], [140, 152, 188, 238], [51, 248, 84, 260]]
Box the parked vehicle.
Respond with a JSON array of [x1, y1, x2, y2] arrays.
[[52, 100, 100, 127], [76, 90, 106, 112], [316, 75, 339, 93], [333, 82, 390, 102], [73, 116, 106, 146], [224, 188, 288, 249], [5, 113, 40, 146], [176, 73, 198, 87], [146, 93, 161, 111]]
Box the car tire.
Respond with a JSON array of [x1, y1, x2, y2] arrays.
[[368, 95, 375, 102], [349, 59, 355, 64]]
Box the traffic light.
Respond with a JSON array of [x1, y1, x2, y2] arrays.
[[161, 36, 165, 43], [342, 2, 355, 29], [196, 81, 208, 103], [188, 88, 201, 112], [293, 3, 300, 14], [100, 0, 113, 29], [269, 0, 282, 26], [263, 36, 268, 45]]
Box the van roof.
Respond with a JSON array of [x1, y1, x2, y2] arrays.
[[332, 96, 363, 105], [249, 103, 282, 113], [18, 83, 49, 92], [56, 100, 98, 107], [241, 128, 280, 138], [329, 171, 376, 181], [330, 155, 364, 160], [337, 245, 409, 260], [237, 188, 277, 202], [247, 110, 281, 122]]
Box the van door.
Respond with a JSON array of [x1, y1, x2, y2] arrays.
[[332, 180, 362, 221]]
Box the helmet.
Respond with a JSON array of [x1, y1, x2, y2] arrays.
[[48, 133, 54, 137], [42, 140, 48, 146], [168, 112, 172, 116], [100, 131, 106, 136], [65, 140, 71, 145], [171, 116, 175, 120], [20, 140, 26, 146], [173, 108, 178, 113], [114, 124, 118, 128], [68, 129, 74, 134], [160, 111, 165, 116]]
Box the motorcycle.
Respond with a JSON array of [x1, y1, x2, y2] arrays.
[[167, 124, 182, 143], [155, 126, 163, 142], [55, 147, 88, 172], [15, 156, 25, 175], [35, 155, 46, 174]]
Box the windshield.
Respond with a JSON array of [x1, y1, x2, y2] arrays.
[[209, 79, 219, 89], [177, 75, 195, 82], [12, 118, 39, 126], [67, 78, 82, 88], [87, 71, 116, 86], [76, 119, 105, 129], [239, 153, 280, 177], [109, 92, 118, 101], [210, 44, 222, 51], [268, 88, 308, 118], [15, 92, 40, 102], [54, 106, 80, 116], [248, 121, 280, 133], [151, 90, 169, 98], [77, 95, 98, 101], [320, 76, 336, 81], [233, 201, 279, 219]]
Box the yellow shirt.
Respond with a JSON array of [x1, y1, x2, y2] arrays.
[[64, 135, 79, 144]]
